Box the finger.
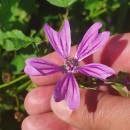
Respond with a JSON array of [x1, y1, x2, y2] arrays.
[[22, 112, 67, 130], [51, 89, 130, 130], [24, 82, 119, 115], [93, 33, 130, 72], [22, 112, 79, 130], [24, 86, 54, 115], [31, 33, 130, 86]]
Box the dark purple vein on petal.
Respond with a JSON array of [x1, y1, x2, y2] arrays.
[[64, 25, 69, 59], [46, 26, 63, 58], [59, 35, 65, 57]]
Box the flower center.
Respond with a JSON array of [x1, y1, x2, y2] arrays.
[[62, 58, 79, 73]]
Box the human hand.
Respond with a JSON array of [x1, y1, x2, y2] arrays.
[[22, 33, 130, 130]]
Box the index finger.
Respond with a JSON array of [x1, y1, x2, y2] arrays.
[[30, 33, 130, 86]]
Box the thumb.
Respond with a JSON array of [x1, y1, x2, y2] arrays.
[[51, 88, 130, 130]]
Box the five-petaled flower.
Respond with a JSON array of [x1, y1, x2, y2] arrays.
[[24, 19, 116, 110]]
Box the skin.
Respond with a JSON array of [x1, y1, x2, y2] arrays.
[[22, 33, 130, 130]]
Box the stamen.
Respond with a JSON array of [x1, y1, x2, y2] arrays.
[[62, 58, 79, 73]]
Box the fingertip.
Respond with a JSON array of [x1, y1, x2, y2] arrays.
[[24, 86, 54, 115], [22, 113, 67, 130], [51, 97, 72, 121], [21, 116, 31, 130]]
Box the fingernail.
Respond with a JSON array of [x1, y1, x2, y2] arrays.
[[51, 97, 72, 120]]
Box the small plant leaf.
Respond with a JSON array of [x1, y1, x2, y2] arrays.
[[111, 83, 129, 97], [46, 0, 77, 8], [0, 30, 41, 51], [11, 55, 25, 74]]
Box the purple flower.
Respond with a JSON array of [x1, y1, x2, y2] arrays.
[[24, 19, 116, 110]]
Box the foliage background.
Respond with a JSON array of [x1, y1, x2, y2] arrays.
[[0, 0, 130, 129]]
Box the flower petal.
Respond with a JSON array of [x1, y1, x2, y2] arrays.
[[54, 73, 80, 110], [76, 63, 116, 80], [44, 19, 71, 60], [75, 22, 110, 61], [24, 58, 63, 76]]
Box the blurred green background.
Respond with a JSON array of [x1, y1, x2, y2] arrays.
[[0, 0, 130, 129]]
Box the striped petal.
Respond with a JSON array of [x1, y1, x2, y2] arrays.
[[44, 19, 71, 60], [24, 58, 63, 76], [54, 73, 80, 110], [76, 63, 116, 80], [75, 22, 110, 61]]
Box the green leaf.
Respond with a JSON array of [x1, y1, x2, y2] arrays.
[[30, 30, 41, 43], [111, 83, 129, 97], [47, 0, 77, 8], [84, 0, 107, 18], [11, 55, 25, 74], [84, 0, 105, 10], [0, 30, 41, 51], [19, 103, 25, 111], [0, 0, 29, 31], [79, 84, 96, 90], [0, 104, 13, 112]]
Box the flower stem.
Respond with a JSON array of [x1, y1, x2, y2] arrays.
[[0, 75, 28, 89], [13, 94, 20, 110], [59, 8, 69, 32], [64, 8, 69, 19], [33, 42, 40, 57], [16, 80, 31, 93]]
